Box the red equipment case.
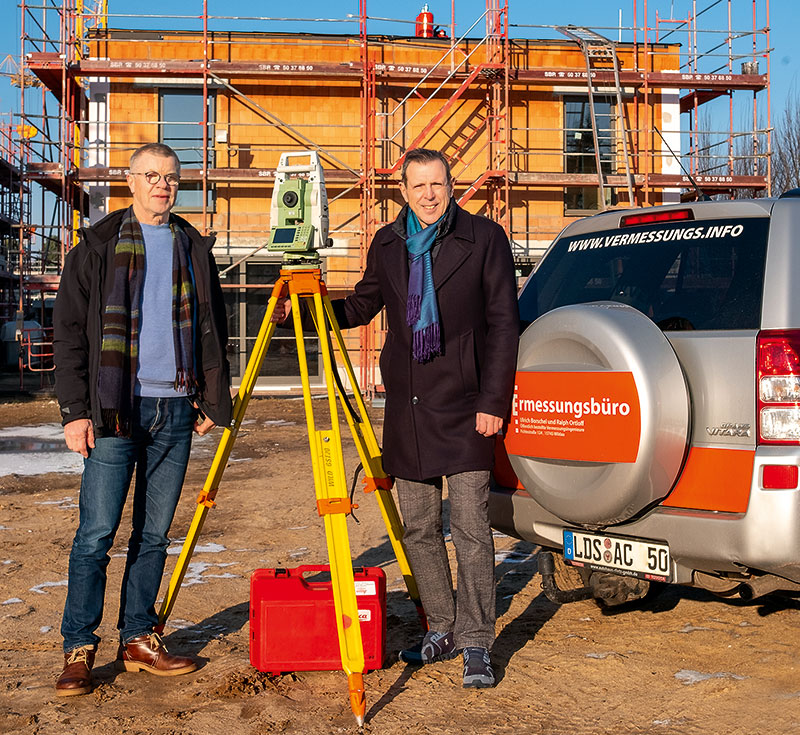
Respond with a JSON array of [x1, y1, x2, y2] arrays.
[[250, 565, 386, 675]]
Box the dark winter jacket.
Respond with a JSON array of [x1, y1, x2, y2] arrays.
[[333, 202, 519, 481], [53, 208, 233, 432]]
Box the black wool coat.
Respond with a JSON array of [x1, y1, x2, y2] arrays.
[[333, 202, 519, 481]]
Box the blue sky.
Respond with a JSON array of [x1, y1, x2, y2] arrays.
[[0, 1, 794, 135]]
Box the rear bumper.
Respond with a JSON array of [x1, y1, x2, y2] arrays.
[[490, 447, 800, 584]]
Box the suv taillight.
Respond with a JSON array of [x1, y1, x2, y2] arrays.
[[757, 330, 800, 444]]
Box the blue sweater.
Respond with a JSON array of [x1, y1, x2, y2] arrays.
[[135, 223, 185, 397]]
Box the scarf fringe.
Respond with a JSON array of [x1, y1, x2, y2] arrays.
[[100, 408, 131, 438], [412, 322, 441, 363], [174, 368, 197, 392]]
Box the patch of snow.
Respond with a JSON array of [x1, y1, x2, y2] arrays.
[[167, 541, 227, 555], [0, 451, 83, 477], [675, 669, 747, 685], [495, 549, 537, 563], [0, 424, 84, 477], [35, 497, 77, 509], [0, 424, 65, 439], [29, 580, 68, 594], [178, 561, 240, 587], [678, 623, 712, 633]]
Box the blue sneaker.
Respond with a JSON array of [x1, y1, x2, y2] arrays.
[[399, 630, 459, 665], [462, 646, 495, 688]]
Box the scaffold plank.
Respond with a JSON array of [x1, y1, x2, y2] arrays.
[[25, 52, 768, 93], [55, 167, 361, 183], [514, 68, 767, 91], [507, 172, 767, 190], [23, 165, 767, 193], [646, 173, 767, 190]]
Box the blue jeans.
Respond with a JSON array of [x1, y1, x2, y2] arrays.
[[61, 396, 196, 652]]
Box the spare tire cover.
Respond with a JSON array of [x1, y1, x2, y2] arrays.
[[507, 302, 690, 526]]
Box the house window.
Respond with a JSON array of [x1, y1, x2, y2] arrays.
[[220, 260, 322, 386], [159, 89, 215, 211], [563, 95, 617, 214]]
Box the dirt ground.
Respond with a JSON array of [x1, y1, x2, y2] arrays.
[[1, 396, 800, 735]]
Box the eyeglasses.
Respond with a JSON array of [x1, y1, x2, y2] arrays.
[[129, 171, 181, 187]]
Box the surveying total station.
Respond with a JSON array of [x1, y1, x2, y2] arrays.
[[156, 151, 423, 727], [266, 151, 332, 259]]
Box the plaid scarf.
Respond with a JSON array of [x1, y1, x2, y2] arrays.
[[405, 208, 445, 363], [97, 207, 197, 434]]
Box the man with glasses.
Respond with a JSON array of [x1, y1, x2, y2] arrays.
[[53, 142, 232, 695]]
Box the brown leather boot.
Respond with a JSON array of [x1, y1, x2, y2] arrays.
[[116, 632, 197, 676], [55, 645, 96, 696]]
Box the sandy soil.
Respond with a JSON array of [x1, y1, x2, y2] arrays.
[[1, 396, 800, 735]]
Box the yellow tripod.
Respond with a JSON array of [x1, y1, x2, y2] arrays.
[[157, 261, 422, 727]]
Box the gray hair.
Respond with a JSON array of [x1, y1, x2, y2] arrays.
[[401, 148, 453, 185], [129, 143, 181, 171]]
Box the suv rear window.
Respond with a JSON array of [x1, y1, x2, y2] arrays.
[[519, 217, 769, 331]]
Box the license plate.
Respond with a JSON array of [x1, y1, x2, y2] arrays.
[[563, 529, 671, 582]]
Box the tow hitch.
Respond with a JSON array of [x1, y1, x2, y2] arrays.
[[538, 551, 594, 603], [539, 551, 651, 606]]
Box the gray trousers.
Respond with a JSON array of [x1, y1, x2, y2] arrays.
[[395, 470, 495, 650]]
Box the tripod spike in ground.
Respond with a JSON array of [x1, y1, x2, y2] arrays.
[[348, 672, 366, 726]]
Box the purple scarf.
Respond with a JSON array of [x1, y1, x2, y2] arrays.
[[405, 209, 445, 363]]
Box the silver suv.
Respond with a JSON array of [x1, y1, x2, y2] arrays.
[[490, 193, 800, 605]]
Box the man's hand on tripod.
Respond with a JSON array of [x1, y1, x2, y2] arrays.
[[271, 297, 292, 323]]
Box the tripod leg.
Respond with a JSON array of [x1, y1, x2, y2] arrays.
[[322, 295, 425, 628], [157, 283, 284, 628], [293, 290, 367, 725]]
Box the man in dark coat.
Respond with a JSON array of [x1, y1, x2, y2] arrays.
[[333, 148, 519, 687], [53, 143, 232, 696]]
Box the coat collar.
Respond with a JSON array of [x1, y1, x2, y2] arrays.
[[378, 201, 475, 302], [80, 208, 215, 255], [433, 205, 473, 290]]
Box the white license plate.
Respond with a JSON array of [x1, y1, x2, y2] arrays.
[[563, 529, 671, 582]]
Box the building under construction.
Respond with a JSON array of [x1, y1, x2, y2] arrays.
[[1, 0, 771, 393]]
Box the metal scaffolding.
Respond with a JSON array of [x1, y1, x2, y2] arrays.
[[5, 0, 771, 391]]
